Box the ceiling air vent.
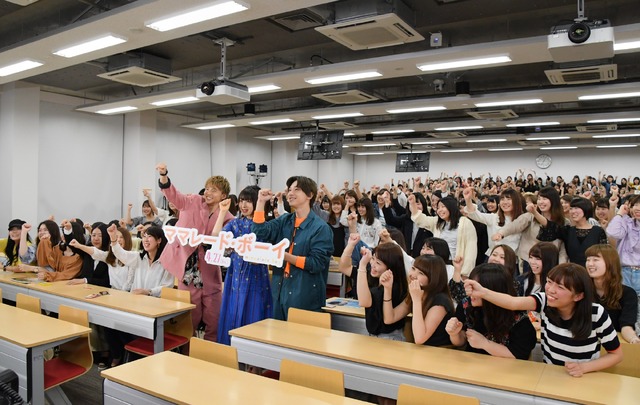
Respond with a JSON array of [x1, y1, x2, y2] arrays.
[[98, 53, 181, 87], [517, 140, 551, 146], [318, 121, 359, 130], [312, 90, 379, 104], [467, 109, 519, 120], [544, 64, 617, 85], [270, 8, 327, 31], [576, 124, 618, 132], [427, 131, 467, 138]]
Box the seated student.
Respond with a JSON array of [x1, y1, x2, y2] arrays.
[[517, 242, 559, 297], [381, 255, 454, 346], [108, 224, 174, 297], [420, 237, 454, 281], [0, 219, 36, 270], [34, 219, 84, 281], [446, 263, 537, 360], [124, 189, 163, 231], [464, 263, 622, 376], [357, 240, 408, 341], [381, 191, 433, 258], [585, 244, 639, 344], [67, 224, 110, 287]]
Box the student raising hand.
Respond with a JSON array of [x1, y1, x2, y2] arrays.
[[407, 193, 418, 215]]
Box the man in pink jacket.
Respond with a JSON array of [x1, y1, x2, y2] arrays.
[[156, 163, 234, 341]]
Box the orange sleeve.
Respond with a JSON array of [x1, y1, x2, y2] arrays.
[[253, 211, 266, 224], [295, 256, 306, 270]]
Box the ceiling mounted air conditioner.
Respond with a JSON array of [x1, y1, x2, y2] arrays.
[[576, 124, 618, 132], [318, 121, 359, 130], [467, 109, 519, 120], [98, 53, 181, 87], [315, 0, 424, 50], [517, 140, 551, 146], [312, 89, 379, 104], [544, 64, 617, 85], [427, 131, 467, 138]]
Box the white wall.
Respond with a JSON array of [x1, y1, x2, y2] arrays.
[[3, 88, 639, 230]]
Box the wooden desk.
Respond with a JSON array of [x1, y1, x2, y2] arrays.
[[101, 351, 368, 405], [230, 319, 545, 403], [323, 297, 367, 335], [329, 257, 346, 297], [0, 271, 194, 353], [0, 304, 90, 405]]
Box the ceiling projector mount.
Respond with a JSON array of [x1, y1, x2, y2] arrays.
[[197, 38, 250, 105]]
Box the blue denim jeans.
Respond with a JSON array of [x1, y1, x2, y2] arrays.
[[622, 266, 640, 335]]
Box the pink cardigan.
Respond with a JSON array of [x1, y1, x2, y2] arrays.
[[159, 183, 234, 282]]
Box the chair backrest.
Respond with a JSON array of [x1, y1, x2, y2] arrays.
[[0, 287, 2, 302], [287, 307, 331, 329], [397, 384, 480, 405], [189, 337, 238, 369], [161, 287, 193, 339], [601, 341, 640, 378], [280, 358, 344, 396], [56, 305, 93, 373], [16, 293, 40, 313]]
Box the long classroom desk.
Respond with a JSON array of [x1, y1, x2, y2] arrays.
[[0, 303, 90, 405], [0, 271, 194, 353], [229, 319, 640, 405], [101, 351, 369, 405]]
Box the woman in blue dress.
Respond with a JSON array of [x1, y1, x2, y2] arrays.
[[212, 186, 273, 344]]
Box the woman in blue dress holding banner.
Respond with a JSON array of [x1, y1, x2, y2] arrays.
[[211, 186, 272, 345]]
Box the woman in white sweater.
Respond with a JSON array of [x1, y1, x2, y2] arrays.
[[463, 187, 524, 260], [409, 194, 477, 276], [108, 224, 174, 297]]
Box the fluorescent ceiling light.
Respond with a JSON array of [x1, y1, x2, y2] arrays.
[[588, 118, 640, 123], [386, 106, 446, 114], [265, 136, 300, 141], [146, 1, 249, 32], [614, 40, 640, 51], [305, 70, 382, 85], [489, 148, 523, 151], [150, 96, 199, 107], [53, 35, 126, 58], [467, 138, 506, 143], [311, 112, 363, 120], [412, 141, 449, 145], [526, 136, 570, 141], [371, 129, 415, 134], [363, 143, 396, 147], [249, 118, 294, 125], [596, 144, 637, 149], [506, 122, 560, 127], [196, 123, 235, 130], [353, 152, 385, 156], [540, 146, 577, 150], [96, 106, 137, 115], [342, 145, 350, 148], [441, 149, 473, 153], [0, 60, 43, 76], [592, 133, 640, 139], [417, 55, 511, 72], [579, 92, 640, 101], [248, 84, 281, 94], [474, 99, 543, 108], [434, 125, 482, 131], [344, 132, 355, 136]]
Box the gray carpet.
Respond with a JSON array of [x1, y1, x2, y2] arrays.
[[57, 364, 103, 405]]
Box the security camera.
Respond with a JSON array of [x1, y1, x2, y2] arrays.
[[200, 81, 217, 96], [433, 79, 445, 92]]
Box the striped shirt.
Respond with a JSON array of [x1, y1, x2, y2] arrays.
[[532, 292, 620, 365]]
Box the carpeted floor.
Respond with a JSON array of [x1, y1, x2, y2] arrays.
[[58, 364, 103, 405]]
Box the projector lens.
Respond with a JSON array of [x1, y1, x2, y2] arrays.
[[568, 22, 591, 44]]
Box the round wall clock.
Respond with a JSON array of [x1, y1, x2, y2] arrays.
[[535, 153, 552, 169]]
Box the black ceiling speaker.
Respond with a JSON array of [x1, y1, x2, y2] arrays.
[[244, 103, 256, 116], [455, 81, 470, 97]]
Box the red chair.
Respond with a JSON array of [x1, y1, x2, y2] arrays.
[[124, 288, 193, 358], [44, 305, 93, 403]]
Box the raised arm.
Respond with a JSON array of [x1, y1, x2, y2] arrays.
[[356, 247, 373, 308], [338, 233, 360, 277], [380, 270, 409, 324], [211, 198, 231, 236], [143, 189, 159, 215], [464, 279, 536, 311]]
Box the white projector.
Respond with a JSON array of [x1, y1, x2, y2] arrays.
[[196, 80, 250, 105], [547, 20, 614, 63]]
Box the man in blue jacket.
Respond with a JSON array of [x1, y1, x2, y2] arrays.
[[252, 176, 333, 320]]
